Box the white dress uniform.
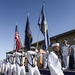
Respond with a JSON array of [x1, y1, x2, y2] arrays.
[[5, 60, 10, 75], [27, 51, 41, 75], [61, 44, 70, 69], [16, 52, 26, 75], [0, 60, 2, 72], [5, 54, 11, 75], [48, 51, 64, 75], [43, 50, 49, 68], [70, 45, 75, 62], [10, 53, 16, 75], [1, 59, 6, 73]]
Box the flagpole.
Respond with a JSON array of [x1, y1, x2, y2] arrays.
[[13, 22, 19, 52], [23, 29, 26, 52], [36, 1, 45, 49], [13, 38, 16, 50], [36, 25, 41, 49], [13, 24, 17, 52], [23, 27, 25, 52]]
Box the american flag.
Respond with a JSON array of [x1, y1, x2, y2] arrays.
[[15, 25, 22, 52]]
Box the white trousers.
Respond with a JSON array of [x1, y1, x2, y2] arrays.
[[0, 67, 1, 72], [43, 59, 47, 68], [5, 63, 10, 75], [16, 65, 26, 75], [63, 55, 69, 69], [28, 64, 41, 75], [10, 64, 16, 75], [1, 64, 5, 73], [43, 54, 48, 68]]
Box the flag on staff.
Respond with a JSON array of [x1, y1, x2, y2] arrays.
[[38, 3, 50, 51], [24, 16, 33, 50], [15, 25, 22, 52]]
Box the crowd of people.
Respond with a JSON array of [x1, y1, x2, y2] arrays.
[[60, 39, 75, 70], [0, 39, 75, 75], [47, 39, 75, 75], [0, 50, 26, 75]]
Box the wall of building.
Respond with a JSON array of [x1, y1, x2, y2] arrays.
[[50, 32, 75, 46], [7, 29, 75, 54]]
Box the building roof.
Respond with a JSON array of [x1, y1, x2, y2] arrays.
[[32, 29, 75, 45], [50, 29, 75, 40], [6, 29, 75, 53]]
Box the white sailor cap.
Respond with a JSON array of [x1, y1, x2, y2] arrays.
[[19, 49, 23, 52], [63, 39, 68, 43], [52, 43, 60, 47], [27, 51, 37, 55], [30, 46, 36, 50], [6, 52, 13, 57], [30, 46, 36, 49], [14, 52, 22, 56]]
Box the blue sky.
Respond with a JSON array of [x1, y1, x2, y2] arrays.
[[0, 0, 75, 60]]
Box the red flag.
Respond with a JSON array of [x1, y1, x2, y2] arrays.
[[15, 25, 22, 52]]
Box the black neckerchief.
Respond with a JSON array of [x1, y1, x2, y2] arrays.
[[31, 54, 36, 67], [53, 50, 64, 67], [53, 50, 61, 61], [11, 57, 15, 64]]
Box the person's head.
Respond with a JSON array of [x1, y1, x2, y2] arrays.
[[52, 43, 60, 52], [63, 39, 68, 45], [30, 46, 36, 51], [18, 49, 23, 53]]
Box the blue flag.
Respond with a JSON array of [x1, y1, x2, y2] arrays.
[[38, 4, 50, 51], [24, 16, 33, 50]]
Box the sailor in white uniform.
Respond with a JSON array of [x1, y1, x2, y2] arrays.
[[0, 60, 2, 72], [48, 43, 64, 75], [16, 51, 26, 75], [43, 50, 49, 68], [36, 48, 43, 68], [1, 59, 6, 73], [27, 47, 41, 75], [4, 53, 11, 75], [10, 52, 16, 75], [61, 40, 70, 70]]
